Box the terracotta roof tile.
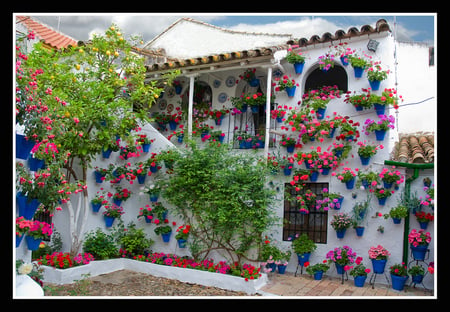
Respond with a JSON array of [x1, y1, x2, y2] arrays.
[[392, 132, 434, 164], [16, 16, 77, 49]]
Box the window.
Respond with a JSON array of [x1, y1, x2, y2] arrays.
[[304, 65, 348, 93], [283, 182, 328, 243]]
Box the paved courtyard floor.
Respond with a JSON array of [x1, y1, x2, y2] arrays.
[[258, 271, 434, 297]]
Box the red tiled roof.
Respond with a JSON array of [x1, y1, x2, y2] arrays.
[[16, 16, 77, 49], [392, 133, 434, 164]]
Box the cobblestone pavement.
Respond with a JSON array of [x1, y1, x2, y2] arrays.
[[258, 271, 434, 297]]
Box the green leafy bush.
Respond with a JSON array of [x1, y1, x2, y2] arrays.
[[82, 228, 118, 260]]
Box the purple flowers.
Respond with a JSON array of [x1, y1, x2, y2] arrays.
[[363, 115, 395, 134], [326, 245, 357, 265]]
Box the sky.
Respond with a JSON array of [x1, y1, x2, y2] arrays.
[[25, 13, 435, 46]]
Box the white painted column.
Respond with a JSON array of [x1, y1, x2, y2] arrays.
[[264, 67, 272, 158], [187, 75, 195, 140]]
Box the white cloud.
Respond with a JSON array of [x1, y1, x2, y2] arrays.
[[227, 17, 350, 39]]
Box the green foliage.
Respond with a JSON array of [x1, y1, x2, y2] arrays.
[[119, 223, 154, 256], [82, 228, 118, 260], [159, 141, 278, 264], [291, 233, 317, 255]]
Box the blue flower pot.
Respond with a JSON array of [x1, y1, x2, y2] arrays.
[[391, 274, 408, 291], [354, 275, 367, 287], [277, 264, 287, 274], [102, 148, 112, 159], [411, 245, 428, 261], [169, 120, 178, 131], [177, 135, 184, 144], [268, 262, 277, 272], [392, 217, 401, 224], [378, 197, 387, 206], [375, 129, 386, 141], [336, 229, 346, 239], [149, 194, 159, 202], [17, 192, 40, 220], [383, 181, 393, 189], [316, 107, 326, 120], [293, 62, 305, 74], [321, 168, 330, 175], [283, 168, 292, 176], [150, 165, 159, 173], [249, 78, 259, 87], [142, 143, 151, 153], [411, 274, 424, 284], [16, 234, 24, 248], [313, 271, 323, 280], [345, 178, 355, 190], [285, 86, 296, 97], [355, 227, 365, 237], [373, 103, 386, 116], [340, 56, 349, 66], [335, 263, 345, 274], [177, 239, 187, 248], [286, 145, 295, 153], [16, 133, 35, 160], [369, 79, 381, 91], [310, 171, 319, 182], [419, 222, 429, 230], [145, 215, 153, 223], [28, 156, 45, 171], [25, 236, 42, 251], [94, 171, 106, 184], [353, 66, 364, 78], [297, 253, 311, 266], [161, 231, 172, 243], [250, 105, 259, 113], [104, 216, 116, 228], [359, 155, 371, 166], [371, 259, 387, 274], [137, 174, 147, 184], [91, 202, 102, 213]]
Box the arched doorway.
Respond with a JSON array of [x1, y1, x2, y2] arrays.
[[304, 65, 348, 92]]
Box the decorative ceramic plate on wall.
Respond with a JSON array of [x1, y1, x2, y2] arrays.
[[218, 92, 228, 103], [225, 76, 235, 87]]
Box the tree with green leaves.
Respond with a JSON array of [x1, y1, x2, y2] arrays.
[[16, 24, 176, 256]]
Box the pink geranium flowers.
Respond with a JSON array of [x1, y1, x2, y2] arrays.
[[368, 245, 390, 260], [408, 229, 432, 247]]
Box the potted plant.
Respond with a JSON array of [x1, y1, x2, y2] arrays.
[[318, 53, 335, 72], [291, 233, 317, 267], [368, 245, 390, 274], [208, 107, 229, 125], [373, 187, 394, 206], [90, 192, 108, 213], [349, 257, 371, 287], [336, 118, 360, 142], [102, 204, 124, 228], [25, 220, 53, 251], [271, 105, 288, 122], [369, 88, 402, 115], [389, 263, 409, 291], [355, 169, 379, 190], [273, 75, 299, 97], [322, 188, 344, 210], [378, 166, 404, 189], [154, 225, 172, 243], [351, 196, 370, 236], [286, 47, 306, 74], [408, 229, 432, 260], [275, 249, 292, 274], [349, 54, 370, 78], [330, 213, 353, 239], [135, 134, 154, 153], [260, 239, 283, 272], [344, 89, 373, 111], [366, 63, 389, 90], [16, 216, 32, 248], [357, 141, 381, 165], [384, 204, 408, 224], [239, 68, 259, 87], [332, 167, 357, 189], [414, 211, 434, 230], [326, 245, 357, 274], [280, 135, 297, 153], [363, 115, 396, 141], [108, 186, 132, 206], [143, 183, 161, 202], [408, 265, 426, 285], [175, 224, 191, 248], [137, 204, 154, 223], [305, 261, 330, 280]]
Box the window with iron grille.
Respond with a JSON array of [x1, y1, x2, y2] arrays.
[[283, 182, 328, 243]]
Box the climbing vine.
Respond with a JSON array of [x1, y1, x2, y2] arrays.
[[159, 141, 278, 265]]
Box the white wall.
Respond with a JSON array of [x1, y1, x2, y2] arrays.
[[395, 42, 436, 133]]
